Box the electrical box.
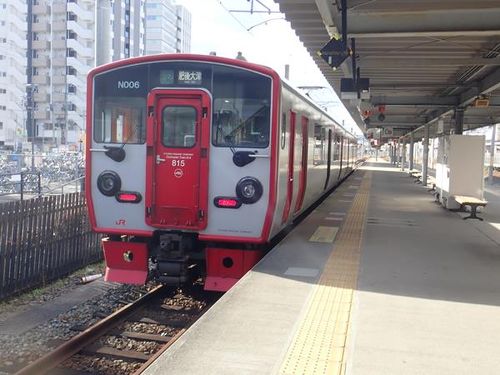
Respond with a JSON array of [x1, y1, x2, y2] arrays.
[[435, 135, 485, 209]]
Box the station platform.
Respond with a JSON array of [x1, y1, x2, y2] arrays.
[[143, 159, 500, 375]]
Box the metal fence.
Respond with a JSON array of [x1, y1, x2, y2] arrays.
[[0, 193, 103, 300], [0, 172, 42, 199]]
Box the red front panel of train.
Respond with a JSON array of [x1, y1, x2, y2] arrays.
[[146, 90, 210, 230]]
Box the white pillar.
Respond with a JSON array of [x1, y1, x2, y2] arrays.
[[422, 124, 430, 186], [489, 124, 497, 185], [401, 139, 407, 171], [409, 132, 415, 171]]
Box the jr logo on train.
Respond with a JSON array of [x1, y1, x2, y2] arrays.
[[86, 54, 360, 292]]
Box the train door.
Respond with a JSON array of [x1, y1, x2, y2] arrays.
[[282, 110, 296, 223], [294, 116, 309, 213], [324, 129, 332, 190], [338, 135, 344, 179], [145, 89, 210, 230]]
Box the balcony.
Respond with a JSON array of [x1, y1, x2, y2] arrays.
[[32, 57, 50, 68], [8, 0, 26, 14], [34, 110, 49, 120], [52, 40, 66, 49], [67, 57, 90, 75], [52, 93, 66, 102], [33, 4, 50, 14], [32, 22, 50, 32], [52, 76, 66, 85], [66, 39, 92, 57], [32, 75, 50, 85], [67, 20, 92, 39], [9, 16, 28, 33], [32, 40, 50, 49], [67, 2, 93, 21], [33, 92, 50, 103], [52, 21, 67, 32], [52, 57, 67, 67], [52, 3, 67, 14]]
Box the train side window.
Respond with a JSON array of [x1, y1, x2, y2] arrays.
[[281, 112, 286, 149], [162, 106, 196, 148], [333, 135, 341, 161], [313, 124, 325, 165]]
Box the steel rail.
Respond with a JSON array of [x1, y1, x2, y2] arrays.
[[15, 284, 167, 375]]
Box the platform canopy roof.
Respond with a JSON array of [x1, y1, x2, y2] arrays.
[[275, 0, 500, 140]]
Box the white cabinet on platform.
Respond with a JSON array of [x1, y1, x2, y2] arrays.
[[436, 135, 485, 209]]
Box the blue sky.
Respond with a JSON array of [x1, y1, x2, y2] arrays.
[[176, 0, 361, 135]]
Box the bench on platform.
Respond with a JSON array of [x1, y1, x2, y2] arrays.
[[427, 176, 437, 192], [453, 195, 488, 221], [409, 170, 422, 183]]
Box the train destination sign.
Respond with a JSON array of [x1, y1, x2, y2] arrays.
[[178, 70, 202, 84]]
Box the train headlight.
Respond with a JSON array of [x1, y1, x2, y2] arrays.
[[97, 171, 122, 197], [236, 177, 263, 204]]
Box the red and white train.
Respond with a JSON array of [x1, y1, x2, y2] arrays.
[[86, 54, 360, 292]]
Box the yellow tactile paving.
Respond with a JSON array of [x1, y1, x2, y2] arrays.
[[279, 172, 372, 375]]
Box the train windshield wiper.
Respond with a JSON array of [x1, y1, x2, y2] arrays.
[[226, 106, 268, 141]]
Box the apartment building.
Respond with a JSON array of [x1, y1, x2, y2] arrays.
[[144, 0, 191, 55], [111, 0, 145, 60], [0, 1, 27, 150], [0, 0, 191, 151]]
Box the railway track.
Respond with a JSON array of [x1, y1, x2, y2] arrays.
[[14, 283, 218, 375]]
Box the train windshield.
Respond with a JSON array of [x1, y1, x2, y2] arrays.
[[94, 97, 146, 144], [92, 62, 271, 147], [212, 67, 271, 148]]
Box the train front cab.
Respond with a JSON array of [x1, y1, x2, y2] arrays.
[[86, 56, 279, 292]]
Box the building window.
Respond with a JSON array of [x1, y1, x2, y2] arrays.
[[0, 38, 5, 43], [0, 105, 6, 110], [66, 48, 77, 57], [0, 72, 5, 77], [66, 66, 77, 75], [68, 84, 76, 93], [0, 122, 3, 129], [0, 89, 6, 93], [67, 30, 77, 39]]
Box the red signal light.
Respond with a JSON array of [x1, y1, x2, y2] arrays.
[[116, 192, 142, 203], [214, 197, 242, 209]]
